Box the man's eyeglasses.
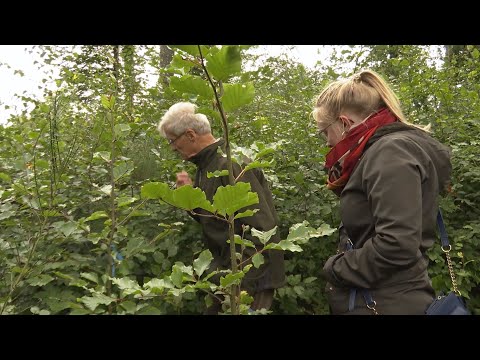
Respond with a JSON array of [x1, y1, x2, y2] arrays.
[[167, 131, 186, 145]]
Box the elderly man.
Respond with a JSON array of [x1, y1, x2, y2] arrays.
[[157, 102, 285, 314]]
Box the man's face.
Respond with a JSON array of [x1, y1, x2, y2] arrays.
[[165, 129, 195, 160]]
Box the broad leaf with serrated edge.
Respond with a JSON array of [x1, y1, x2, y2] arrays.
[[172, 185, 215, 212], [205, 45, 241, 81], [251, 226, 277, 245], [193, 249, 213, 277], [212, 182, 259, 216], [222, 82, 255, 112], [79, 293, 116, 311], [170, 75, 212, 98]]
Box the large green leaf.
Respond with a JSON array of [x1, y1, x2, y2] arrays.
[[170, 75, 212, 98], [193, 249, 213, 277], [212, 182, 259, 216], [169, 53, 194, 74], [222, 82, 255, 112], [205, 45, 242, 81], [111, 277, 142, 296], [141, 182, 170, 200], [172, 185, 215, 212]]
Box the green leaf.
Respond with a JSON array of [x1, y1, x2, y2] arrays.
[[252, 253, 264, 268], [79, 293, 116, 311], [212, 182, 259, 216], [85, 211, 109, 222], [111, 277, 142, 295], [244, 161, 272, 173], [120, 301, 137, 314], [60, 222, 77, 237], [234, 209, 259, 219], [136, 305, 163, 315], [170, 75, 212, 98], [205, 45, 242, 81], [114, 123, 131, 137], [220, 271, 245, 288], [80, 272, 99, 284], [142, 183, 215, 212], [117, 196, 137, 208], [101, 95, 111, 110], [94, 151, 111, 162], [251, 226, 278, 245], [169, 53, 194, 73], [193, 249, 213, 277], [0, 209, 14, 220], [222, 82, 255, 112], [35, 159, 49, 169], [276, 239, 303, 252], [27, 275, 54, 286], [144, 278, 174, 291], [286, 221, 336, 244], [207, 170, 229, 178], [171, 266, 183, 287], [304, 277, 317, 284], [113, 162, 134, 181], [172, 185, 215, 212], [22, 196, 40, 210], [232, 234, 255, 248], [100, 185, 112, 196], [141, 182, 170, 200], [70, 308, 90, 315], [0, 172, 11, 182], [42, 210, 60, 217]]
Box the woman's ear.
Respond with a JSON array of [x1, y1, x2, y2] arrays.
[[338, 115, 354, 126]]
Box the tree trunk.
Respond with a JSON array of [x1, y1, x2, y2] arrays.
[[159, 45, 174, 87]]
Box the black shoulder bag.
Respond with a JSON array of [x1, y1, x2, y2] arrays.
[[424, 210, 471, 315]]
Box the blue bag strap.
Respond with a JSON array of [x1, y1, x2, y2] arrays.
[[436, 209, 449, 249]]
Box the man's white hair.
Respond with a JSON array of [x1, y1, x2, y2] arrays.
[[157, 102, 211, 137]]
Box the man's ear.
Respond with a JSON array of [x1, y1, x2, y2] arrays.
[[185, 128, 196, 141]]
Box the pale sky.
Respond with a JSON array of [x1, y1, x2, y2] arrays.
[[0, 45, 333, 125]]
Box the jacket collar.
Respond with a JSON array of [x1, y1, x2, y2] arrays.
[[364, 122, 417, 152], [188, 138, 225, 168]]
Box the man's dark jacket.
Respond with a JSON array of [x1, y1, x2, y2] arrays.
[[188, 139, 285, 294]]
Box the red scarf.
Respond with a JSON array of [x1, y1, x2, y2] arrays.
[[324, 108, 397, 196]]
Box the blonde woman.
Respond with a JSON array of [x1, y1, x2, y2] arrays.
[[313, 70, 452, 314]]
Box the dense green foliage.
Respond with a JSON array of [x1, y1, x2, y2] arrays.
[[0, 45, 479, 315]]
